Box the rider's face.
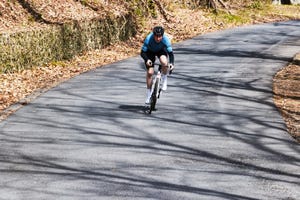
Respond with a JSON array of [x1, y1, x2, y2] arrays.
[[154, 35, 163, 43]]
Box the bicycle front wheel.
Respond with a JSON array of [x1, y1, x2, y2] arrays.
[[150, 79, 159, 112]]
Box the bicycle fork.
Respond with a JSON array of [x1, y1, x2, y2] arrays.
[[151, 71, 162, 99], [157, 72, 163, 99]]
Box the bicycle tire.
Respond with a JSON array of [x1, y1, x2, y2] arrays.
[[150, 79, 159, 113]]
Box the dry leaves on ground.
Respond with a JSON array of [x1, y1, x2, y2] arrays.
[[273, 63, 300, 142]]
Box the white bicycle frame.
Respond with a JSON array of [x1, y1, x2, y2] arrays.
[[151, 64, 162, 98]]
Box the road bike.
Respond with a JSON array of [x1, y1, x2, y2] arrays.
[[144, 64, 172, 114]]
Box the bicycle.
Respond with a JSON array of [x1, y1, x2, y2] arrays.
[[144, 63, 172, 114]]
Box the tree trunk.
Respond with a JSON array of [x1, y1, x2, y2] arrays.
[[207, 0, 217, 10]]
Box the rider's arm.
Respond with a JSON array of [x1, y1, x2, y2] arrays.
[[141, 50, 149, 63], [163, 35, 174, 65], [168, 51, 174, 65], [141, 34, 152, 63]]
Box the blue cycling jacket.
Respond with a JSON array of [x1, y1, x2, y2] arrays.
[[141, 32, 173, 53]]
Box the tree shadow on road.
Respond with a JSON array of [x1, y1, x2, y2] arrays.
[[1, 22, 300, 199]]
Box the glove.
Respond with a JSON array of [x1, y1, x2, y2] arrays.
[[169, 63, 174, 74], [146, 59, 153, 67]]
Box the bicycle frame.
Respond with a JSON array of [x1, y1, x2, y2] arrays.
[[146, 64, 162, 114], [145, 62, 173, 114]]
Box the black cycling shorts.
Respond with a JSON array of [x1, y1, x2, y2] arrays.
[[146, 50, 168, 68]]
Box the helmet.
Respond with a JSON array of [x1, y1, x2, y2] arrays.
[[153, 26, 164, 36]]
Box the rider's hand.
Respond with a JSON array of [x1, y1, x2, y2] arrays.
[[146, 59, 153, 67]]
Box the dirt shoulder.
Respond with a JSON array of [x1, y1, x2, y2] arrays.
[[273, 54, 300, 142], [0, 1, 299, 142]]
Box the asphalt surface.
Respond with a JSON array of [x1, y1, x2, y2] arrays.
[[1, 20, 300, 200]]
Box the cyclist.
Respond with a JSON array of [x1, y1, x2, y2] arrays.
[[141, 26, 175, 106]]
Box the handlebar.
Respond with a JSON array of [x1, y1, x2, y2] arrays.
[[152, 63, 173, 75]]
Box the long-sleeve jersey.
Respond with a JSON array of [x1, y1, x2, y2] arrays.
[[141, 32, 174, 64]]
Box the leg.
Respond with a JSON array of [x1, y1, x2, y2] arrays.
[[146, 67, 154, 89], [145, 51, 156, 89], [145, 52, 155, 104], [145, 66, 154, 104], [159, 55, 168, 75], [159, 54, 169, 91]]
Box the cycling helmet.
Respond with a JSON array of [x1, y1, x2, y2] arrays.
[[153, 26, 164, 36]]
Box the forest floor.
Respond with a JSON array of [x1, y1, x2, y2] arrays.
[[0, 0, 299, 142]]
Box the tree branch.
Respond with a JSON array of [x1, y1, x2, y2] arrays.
[[207, 0, 217, 10], [152, 0, 173, 22], [217, 0, 227, 9]]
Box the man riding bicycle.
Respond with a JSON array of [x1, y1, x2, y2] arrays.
[[141, 26, 175, 106]]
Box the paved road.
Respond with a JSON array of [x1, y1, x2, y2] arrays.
[[1, 21, 300, 200]]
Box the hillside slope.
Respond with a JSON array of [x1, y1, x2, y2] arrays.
[[0, 0, 129, 32]]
